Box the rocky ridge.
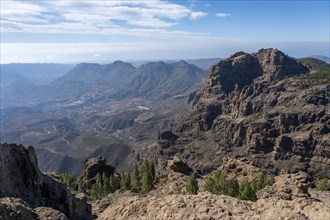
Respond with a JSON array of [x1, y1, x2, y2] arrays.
[[0, 143, 93, 220], [158, 48, 330, 178]]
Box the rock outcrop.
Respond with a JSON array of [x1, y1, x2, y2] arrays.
[[158, 48, 330, 178], [168, 156, 193, 175], [81, 156, 115, 185], [0, 143, 93, 220]]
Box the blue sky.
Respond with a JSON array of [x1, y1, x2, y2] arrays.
[[0, 0, 329, 63]]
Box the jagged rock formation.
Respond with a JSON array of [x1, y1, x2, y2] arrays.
[[158, 48, 330, 178], [0, 143, 93, 220], [81, 156, 115, 185]]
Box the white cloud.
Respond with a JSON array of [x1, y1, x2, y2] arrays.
[[190, 12, 208, 20], [0, 0, 208, 33], [216, 13, 231, 18]]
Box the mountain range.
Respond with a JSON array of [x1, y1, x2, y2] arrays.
[[1, 52, 329, 178]]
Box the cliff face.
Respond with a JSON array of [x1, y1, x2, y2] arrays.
[[0, 143, 93, 220], [158, 48, 329, 178]]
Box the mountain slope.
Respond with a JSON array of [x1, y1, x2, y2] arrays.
[[157, 48, 330, 178], [118, 61, 206, 99]]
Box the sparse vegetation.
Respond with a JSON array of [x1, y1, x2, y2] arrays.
[[296, 58, 330, 87]]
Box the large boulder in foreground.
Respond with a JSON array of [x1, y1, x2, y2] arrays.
[[0, 143, 93, 220]]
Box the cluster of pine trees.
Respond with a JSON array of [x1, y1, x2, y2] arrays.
[[89, 160, 156, 199], [58, 160, 156, 200], [59, 172, 76, 190], [204, 171, 275, 201]]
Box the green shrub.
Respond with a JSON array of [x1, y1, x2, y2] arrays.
[[316, 179, 328, 191], [186, 173, 199, 195]]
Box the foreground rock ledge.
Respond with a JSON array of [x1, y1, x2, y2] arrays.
[[0, 143, 93, 220], [96, 192, 330, 220]]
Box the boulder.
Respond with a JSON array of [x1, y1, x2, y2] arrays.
[[168, 156, 193, 175]]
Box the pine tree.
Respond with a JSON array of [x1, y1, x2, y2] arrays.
[[140, 160, 149, 176], [77, 176, 84, 193], [186, 173, 198, 195], [204, 177, 215, 193], [227, 177, 239, 197], [131, 163, 141, 191], [141, 168, 153, 194], [212, 171, 227, 195], [67, 174, 76, 190], [257, 173, 266, 190], [91, 184, 98, 199], [239, 177, 256, 201], [126, 173, 132, 190], [149, 162, 156, 182], [95, 173, 103, 197], [60, 172, 76, 190], [121, 173, 131, 190], [103, 175, 110, 195], [109, 175, 117, 193]]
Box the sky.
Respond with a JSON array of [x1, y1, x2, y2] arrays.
[[0, 0, 329, 64]]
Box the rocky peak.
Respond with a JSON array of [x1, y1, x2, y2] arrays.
[[204, 51, 262, 94], [202, 48, 308, 96], [255, 48, 309, 81]]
